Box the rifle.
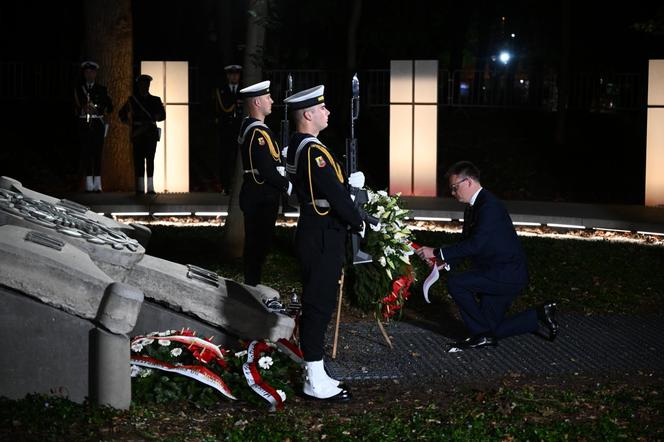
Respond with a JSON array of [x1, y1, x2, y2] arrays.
[[279, 74, 297, 213], [346, 73, 379, 265], [280, 73, 293, 152]]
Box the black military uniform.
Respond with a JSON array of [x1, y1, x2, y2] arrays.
[[287, 130, 363, 362], [74, 61, 112, 192], [238, 113, 290, 286], [119, 75, 166, 194], [215, 65, 243, 194]]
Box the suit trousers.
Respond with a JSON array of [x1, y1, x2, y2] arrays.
[[447, 270, 538, 338], [296, 219, 346, 361]]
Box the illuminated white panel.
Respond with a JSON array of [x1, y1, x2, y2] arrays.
[[140, 61, 189, 193], [165, 105, 189, 192], [648, 60, 664, 106], [414, 60, 438, 103], [645, 108, 664, 206], [413, 105, 437, 196], [389, 104, 413, 195], [166, 61, 189, 103], [390, 60, 413, 103], [141, 62, 165, 101]]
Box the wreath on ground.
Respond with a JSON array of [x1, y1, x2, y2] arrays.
[[130, 329, 303, 411]]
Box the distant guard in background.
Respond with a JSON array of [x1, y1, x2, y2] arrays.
[[74, 61, 113, 192], [237, 80, 292, 289], [119, 75, 166, 195], [215, 64, 243, 194]]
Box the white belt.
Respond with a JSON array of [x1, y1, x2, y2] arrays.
[[307, 199, 330, 208]]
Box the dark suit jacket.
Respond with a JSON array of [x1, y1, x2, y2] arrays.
[[441, 189, 529, 286]]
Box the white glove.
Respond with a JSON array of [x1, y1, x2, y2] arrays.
[[350, 194, 356, 202], [287, 182, 293, 196], [348, 171, 365, 189], [359, 221, 366, 238], [281, 146, 288, 158], [370, 221, 382, 232], [276, 166, 286, 177]]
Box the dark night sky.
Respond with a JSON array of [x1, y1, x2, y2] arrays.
[[1, 1, 662, 71]]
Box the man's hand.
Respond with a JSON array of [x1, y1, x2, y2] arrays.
[[348, 171, 365, 189], [415, 246, 444, 268], [276, 166, 286, 177]]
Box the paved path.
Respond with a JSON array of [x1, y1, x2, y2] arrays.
[[325, 315, 664, 383]]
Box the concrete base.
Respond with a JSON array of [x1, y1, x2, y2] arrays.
[[89, 328, 131, 409]]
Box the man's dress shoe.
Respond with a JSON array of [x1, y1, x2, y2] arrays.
[[450, 334, 497, 352], [537, 301, 559, 341]]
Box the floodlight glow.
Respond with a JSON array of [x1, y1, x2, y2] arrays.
[[413, 216, 453, 222], [152, 212, 192, 216], [499, 52, 511, 64], [547, 223, 585, 229], [111, 212, 150, 217], [194, 211, 228, 216]]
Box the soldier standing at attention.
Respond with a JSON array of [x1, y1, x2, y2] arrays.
[[284, 85, 366, 401], [237, 80, 292, 288], [119, 75, 166, 195], [74, 61, 112, 193], [215, 64, 243, 195]]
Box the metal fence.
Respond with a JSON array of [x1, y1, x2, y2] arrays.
[[0, 62, 645, 112]]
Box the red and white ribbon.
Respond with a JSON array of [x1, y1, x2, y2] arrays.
[[242, 340, 284, 411], [130, 354, 236, 400]]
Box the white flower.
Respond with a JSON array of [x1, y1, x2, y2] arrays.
[[158, 339, 171, 346], [158, 331, 169, 337], [378, 256, 387, 267], [276, 389, 287, 402], [147, 332, 159, 337], [130, 365, 141, 378], [139, 368, 153, 378], [170, 347, 183, 357], [377, 190, 388, 197], [375, 206, 386, 217], [384, 246, 395, 256], [258, 356, 273, 370], [370, 222, 382, 232], [130, 342, 144, 353], [234, 350, 248, 358], [142, 338, 154, 345]]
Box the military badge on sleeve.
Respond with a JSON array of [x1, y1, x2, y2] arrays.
[[257, 137, 266, 146], [315, 156, 326, 168]]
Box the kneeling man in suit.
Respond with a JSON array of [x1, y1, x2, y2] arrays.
[[416, 161, 558, 351]]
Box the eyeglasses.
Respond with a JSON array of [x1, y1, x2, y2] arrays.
[[449, 177, 469, 193]]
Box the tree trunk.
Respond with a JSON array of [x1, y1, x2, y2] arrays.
[[220, 0, 268, 259], [83, 0, 133, 191]]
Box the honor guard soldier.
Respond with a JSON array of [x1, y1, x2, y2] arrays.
[[284, 85, 367, 401], [215, 64, 243, 194], [237, 80, 292, 289], [74, 61, 113, 192], [119, 74, 166, 195]]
